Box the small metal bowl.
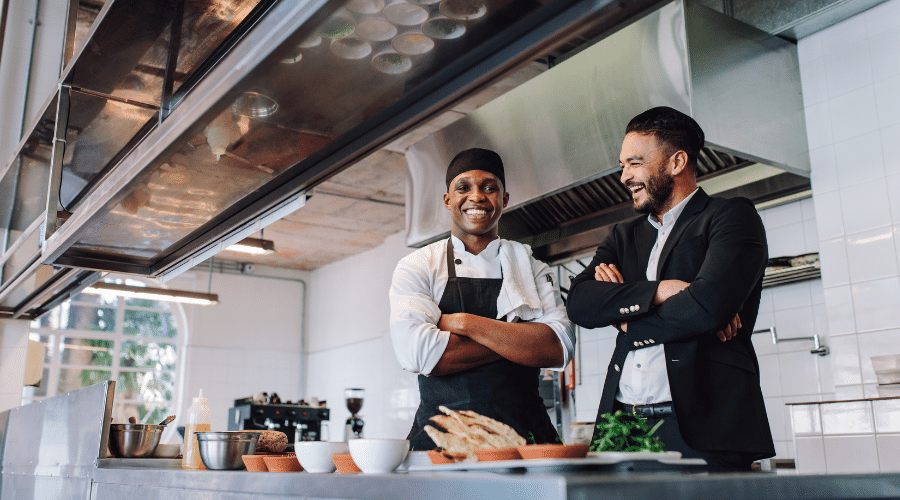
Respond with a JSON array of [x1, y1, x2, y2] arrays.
[[108, 424, 165, 458], [196, 432, 260, 470]]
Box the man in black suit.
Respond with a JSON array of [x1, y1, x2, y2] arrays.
[[567, 106, 774, 470]]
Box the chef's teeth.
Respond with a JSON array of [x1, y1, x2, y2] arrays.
[[466, 209, 487, 215]]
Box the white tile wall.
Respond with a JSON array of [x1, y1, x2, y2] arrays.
[[796, 2, 900, 472], [303, 232, 418, 440], [824, 435, 880, 473], [165, 270, 309, 431], [795, 436, 827, 473]]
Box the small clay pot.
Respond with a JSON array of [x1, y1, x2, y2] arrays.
[[332, 453, 362, 474], [517, 444, 589, 460], [427, 450, 455, 464], [242, 454, 268, 472], [475, 447, 522, 462], [262, 453, 302, 472]]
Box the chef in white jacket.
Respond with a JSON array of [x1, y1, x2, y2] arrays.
[[389, 148, 575, 450]]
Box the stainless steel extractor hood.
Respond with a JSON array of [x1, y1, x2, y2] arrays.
[[38, 0, 666, 280], [404, 0, 810, 254]]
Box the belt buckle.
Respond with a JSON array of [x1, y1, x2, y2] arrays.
[[631, 404, 648, 418]]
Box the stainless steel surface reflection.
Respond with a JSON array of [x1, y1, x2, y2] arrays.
[[405, 0, 809, 247], [196, 432, 259, 470], [0, 381, 114, 499]]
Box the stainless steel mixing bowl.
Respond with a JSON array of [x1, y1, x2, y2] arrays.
[[196, 431, 259, 470], [108, 424, 164, 458]]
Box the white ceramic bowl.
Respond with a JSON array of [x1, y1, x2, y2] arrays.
[[348, 439, 410, 474], [295, 441, 349, 473]]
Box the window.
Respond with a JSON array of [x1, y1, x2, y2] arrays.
[[22, 279, 185, 424]]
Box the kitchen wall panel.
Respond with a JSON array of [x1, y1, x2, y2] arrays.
[[303, 232, 418, 440], [167, 270, 307, 431], [788, 0, 900, 473]]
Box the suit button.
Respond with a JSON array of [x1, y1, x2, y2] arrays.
[[629, 305, 638, 312], [619, 308, 627, 314], [635, 305, 641, 312], [648, 339, 655, 344], [614, 364, 620, 372], [633, 341, 639, 347]]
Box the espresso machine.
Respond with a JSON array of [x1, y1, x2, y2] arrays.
[[228, 397, 330, 442]]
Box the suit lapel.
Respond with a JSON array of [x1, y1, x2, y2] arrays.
[[634, 220, 656, 274], [655, 189, 710, 279]]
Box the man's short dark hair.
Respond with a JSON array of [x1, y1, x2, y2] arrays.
[[625, 106, 705, 171]]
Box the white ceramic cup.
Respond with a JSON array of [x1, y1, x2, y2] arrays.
[[295, 441, 350, 473]]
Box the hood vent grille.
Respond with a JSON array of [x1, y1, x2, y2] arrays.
[[499, 147, 751, 241]]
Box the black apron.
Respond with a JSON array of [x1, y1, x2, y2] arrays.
[[407, 239, 560, 450]]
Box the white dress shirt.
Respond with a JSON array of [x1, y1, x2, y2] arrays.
[[616, 189, 699, 405], [390, 235, 575, 376]]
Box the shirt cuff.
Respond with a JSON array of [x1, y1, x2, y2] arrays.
[[418, 329, 451, 376]]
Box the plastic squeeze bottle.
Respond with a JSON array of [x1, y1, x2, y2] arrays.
[[182, 389, 211, 469]]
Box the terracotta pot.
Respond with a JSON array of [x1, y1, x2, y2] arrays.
[[332, 453, 362, 474], [427, 450, 455, 464], [475, 447, 521, 462], [517, 444, 589, 460], [241, 454, 268, 472], [262, 453, 302, 472]]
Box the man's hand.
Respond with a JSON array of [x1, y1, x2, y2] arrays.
[[716, 313, 742, 342], [653, 279, 690, 305], [594, 263, 623, 283]]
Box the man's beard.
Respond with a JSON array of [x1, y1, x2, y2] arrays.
[[634, 166, 675, 216]]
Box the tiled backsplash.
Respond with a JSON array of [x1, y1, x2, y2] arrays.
[[800, 0, 900, 403], [792, 399, 900, 473], [786, 0, 900, 473]]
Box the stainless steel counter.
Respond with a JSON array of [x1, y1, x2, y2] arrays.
[[87, 465, 900, 500], [3, 386, 900, 500]]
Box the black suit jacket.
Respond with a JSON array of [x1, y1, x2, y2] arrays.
[[567, 189, 775, 458]]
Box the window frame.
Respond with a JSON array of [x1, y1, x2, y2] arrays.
[[23, 280, 188, 423]]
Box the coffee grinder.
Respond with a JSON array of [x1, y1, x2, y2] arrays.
[[343, 387, 365, 440]]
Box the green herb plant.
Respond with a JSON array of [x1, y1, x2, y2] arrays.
[[590, 410, 666, 453]]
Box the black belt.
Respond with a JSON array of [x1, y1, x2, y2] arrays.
[[617, 401, 674, 418]]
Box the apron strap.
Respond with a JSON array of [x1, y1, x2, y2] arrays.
[[446, 238, 466, 312], [446, 237, 457, 279]]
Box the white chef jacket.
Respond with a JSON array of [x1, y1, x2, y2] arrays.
[[389, 235, 575, 376], [616, 189, 698, 405]]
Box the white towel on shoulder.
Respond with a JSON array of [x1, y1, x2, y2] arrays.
[[496, 240, 543, 322]]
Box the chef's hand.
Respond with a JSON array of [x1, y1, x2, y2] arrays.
[[594, 263, 623, 283], [653, 279, 690, 305], [438, 313, 469, 336], [716, 313, 742, 342]]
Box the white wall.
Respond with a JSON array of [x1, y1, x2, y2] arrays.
[[790, 0, 900, 473], [168, 269, 307, 431], [799, 0, 900, 403], [304, 232, 418, 440]]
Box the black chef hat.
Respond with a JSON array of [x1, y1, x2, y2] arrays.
[[445, 148, 505, 190]]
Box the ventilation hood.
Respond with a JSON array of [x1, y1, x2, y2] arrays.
[[36, 0, 667, 280], [405, 0, 810, 257]]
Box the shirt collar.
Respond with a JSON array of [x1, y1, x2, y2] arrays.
[[450, 234, 501, 259], [648, 188, 699, 230]]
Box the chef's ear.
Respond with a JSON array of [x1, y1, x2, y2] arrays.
[[443, 191, 452, 210], [503, 191, 509, 208]]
